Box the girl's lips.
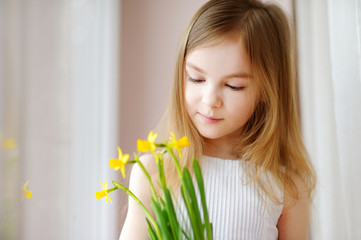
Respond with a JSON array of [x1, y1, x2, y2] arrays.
[[198, 113, 223, 124]]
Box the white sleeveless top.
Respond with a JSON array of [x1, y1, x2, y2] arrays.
[[176, 156, 284, 240]]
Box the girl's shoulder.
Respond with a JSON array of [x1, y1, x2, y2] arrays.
[[120, 153, 157, 239], [128, 153, 157, 199], [277, 171, 311, 239], [137, 153, 158, 174]]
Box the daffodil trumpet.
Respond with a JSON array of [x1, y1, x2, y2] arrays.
[[94, 186, 117, 200], [94, 181, 116, 204]]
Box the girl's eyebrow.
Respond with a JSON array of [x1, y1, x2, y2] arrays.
[[185, 61, 251, 79], [186, 62, 206, 74]]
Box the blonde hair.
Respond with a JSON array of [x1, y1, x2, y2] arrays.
[[158, 0, 316, 203]]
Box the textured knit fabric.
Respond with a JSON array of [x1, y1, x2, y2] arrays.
[[176, 156, 284, 240]]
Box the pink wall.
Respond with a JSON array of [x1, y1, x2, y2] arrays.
[[120, 1, 208, 155]]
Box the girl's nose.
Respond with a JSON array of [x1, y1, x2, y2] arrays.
[[201, 85, 222, 108]]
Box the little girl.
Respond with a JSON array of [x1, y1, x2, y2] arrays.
[[120, 0, 316, 239]]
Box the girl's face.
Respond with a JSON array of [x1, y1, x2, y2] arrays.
[[184, 37, 260, 145]]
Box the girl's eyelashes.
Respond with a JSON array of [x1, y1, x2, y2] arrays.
[[187, 75, 246, 90], [188, 76, 204, 83], [226, 84, 245, 91]]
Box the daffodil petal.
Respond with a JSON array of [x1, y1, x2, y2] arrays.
[[117, 147, 122, 158], [120, 165, 126, 178], [169, 132, 176, 141], [177, 150, 183, 159], [121, 154, 129, 163], [104, 190, 112, 204], [107, 195, 113, 204], [148, 131, 158, 142], [23, 180, 30, 189]]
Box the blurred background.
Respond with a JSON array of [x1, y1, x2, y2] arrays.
[[0, 0, 360, 239]]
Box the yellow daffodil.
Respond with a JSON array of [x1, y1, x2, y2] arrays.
[[109, 147, 129, 178], [137, 131, 158, 154], [95, 181, 113, 204], [22, 180, 32, 199], [3, 138, 17, 150], [168, 133, 190, 158]]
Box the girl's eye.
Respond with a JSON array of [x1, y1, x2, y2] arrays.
[[226, 84, 245, 91], [188, 77, 204, 83]]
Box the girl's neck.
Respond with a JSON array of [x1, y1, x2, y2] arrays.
[[203, 138, 238, 160]]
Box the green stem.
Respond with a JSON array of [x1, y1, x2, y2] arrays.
[[157, 154, 167, 189], [166, 147, 182, 178], [106, 187, 117, 194], [126, 160, 137, 164], [134, 153, 158, 199], [155, 143, 166, 148]]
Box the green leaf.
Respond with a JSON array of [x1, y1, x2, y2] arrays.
[[182, 168, 204, 240], [151, 197, 173, 239], [163, 187, 182, 239], [181, 185, 202, 240], [147, 218, 158, 240], [193, 158, 213, 240]]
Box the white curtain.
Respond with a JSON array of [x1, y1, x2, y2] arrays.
[[0, 0, 121, 239], [296, 0, 361, 239]]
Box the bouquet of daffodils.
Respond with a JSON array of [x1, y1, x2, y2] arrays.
[[95, 131, 213, 240]]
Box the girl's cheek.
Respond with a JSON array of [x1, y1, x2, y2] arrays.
[[184, 84, 198, 104]]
